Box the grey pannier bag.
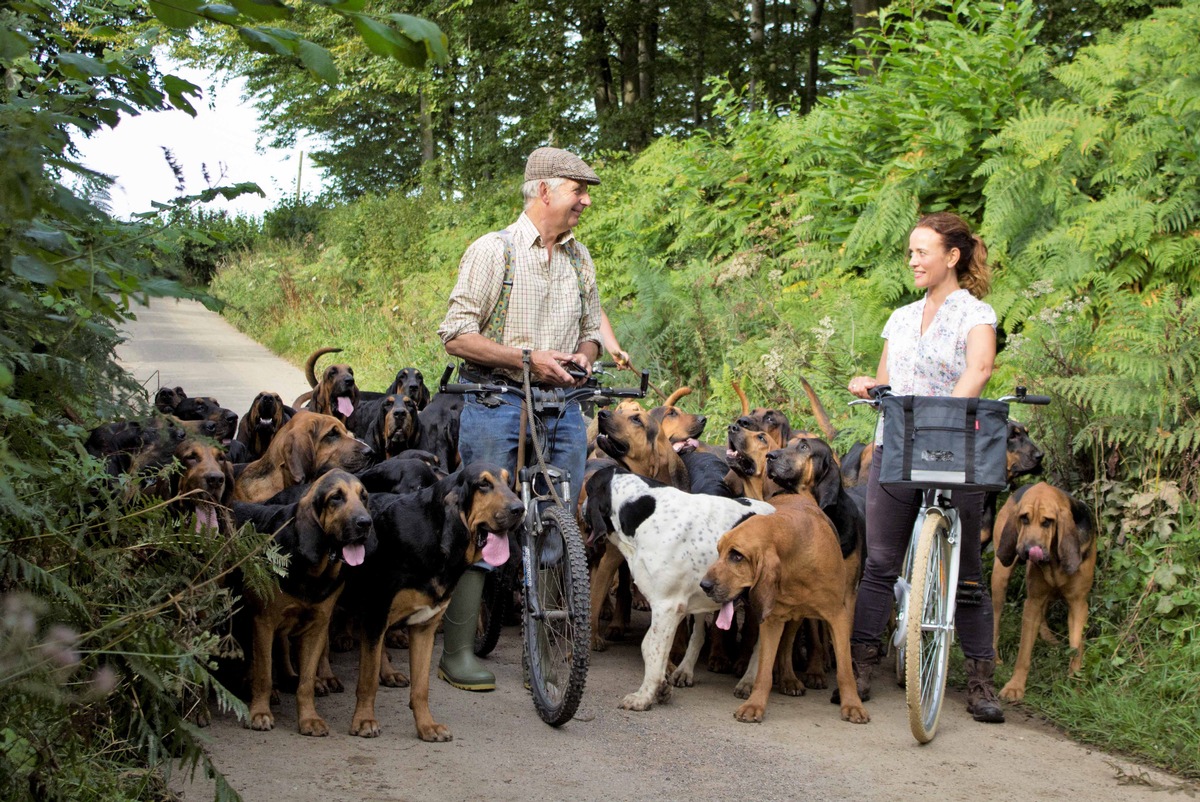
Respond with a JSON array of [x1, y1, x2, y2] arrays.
[[878, 395, 1010, 491]]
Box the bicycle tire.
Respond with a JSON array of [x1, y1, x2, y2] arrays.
[[893, 540, 914, 687], [522, 504, 590, 726], [474, 568, 510, 658], [905, 510, 954, 744]]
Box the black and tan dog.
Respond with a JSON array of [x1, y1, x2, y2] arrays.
[[154, 386, 188, 414], [992, 482, 1095, 702], [233, 470, 376, 736], [384, 367, 432, 411], [981, 419, 1046, 546], [297, 347, 360, 423], [342, 463, 523, 741], [233, 411, 372, 502], [235, 391, 293, 461], [352, 394, 420, 462], [700, 493, 869, 725]]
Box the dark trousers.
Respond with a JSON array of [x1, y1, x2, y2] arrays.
[[850, 446, 995, 660]]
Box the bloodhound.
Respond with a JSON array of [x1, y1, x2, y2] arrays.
[[235, 391, 293, 461], [233, 411, 372, 503], [993, 482, 1096, 702], [299, 346, 359, 423], [724, 422, 783, 501], [343, 463, 523, 741], [384, 367, 432, 411], [701, 493, 869, 725], [233, 470, 376, 736], [154, 385, 187, 414], [352, 394, 420, 463]]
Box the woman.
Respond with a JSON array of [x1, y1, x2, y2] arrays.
[[846, 211, 1005, 723]]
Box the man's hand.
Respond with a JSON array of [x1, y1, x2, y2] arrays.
[[529, 350, 582, 387]]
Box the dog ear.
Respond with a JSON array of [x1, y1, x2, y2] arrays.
[[812, 450, 842, 509], [220, 458, 237, 505], [750, 544, 781, 621], [293, 494, 325, 566], [724, 470, 746, 498], [583, 468, 615, 541], [284, 419, 318, 486], [1057, 491, 1093, 574], [996, 502, 1021, 568]]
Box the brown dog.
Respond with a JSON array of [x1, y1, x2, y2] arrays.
[[233, 471, 376, 736], [233, 411, 372, 502], [992, 482, 1096, 701], [700, 494, 869, 724], [299, 347, 359, 423], [724, 423, 782, 501]]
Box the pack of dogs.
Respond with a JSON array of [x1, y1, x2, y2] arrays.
[[85, 347, 1096, 740]]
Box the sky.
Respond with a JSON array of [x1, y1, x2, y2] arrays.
[[75, 65, 325, 220]]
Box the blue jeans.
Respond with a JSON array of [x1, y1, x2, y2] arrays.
[[458, 394, 586, 568], [458, 393, 586, 499]]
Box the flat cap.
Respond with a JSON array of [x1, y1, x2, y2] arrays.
[[524, 147, 600, 186]]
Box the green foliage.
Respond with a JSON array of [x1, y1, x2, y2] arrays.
[[261, 195, 327, 244], [155, 208, 263, 285]]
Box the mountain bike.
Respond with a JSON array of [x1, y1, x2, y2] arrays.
[[852, 385, 1049, 743], [439, 362, 648, 725]]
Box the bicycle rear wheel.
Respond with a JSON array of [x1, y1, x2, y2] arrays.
[[522, 503, 590, 726], [905, 509, 954, 743]]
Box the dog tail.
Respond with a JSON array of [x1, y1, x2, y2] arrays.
[[304, 347, 343, 388], [799, 375, 837, 442], [664, 386, 692, 408], [732, 379, 749, 416]]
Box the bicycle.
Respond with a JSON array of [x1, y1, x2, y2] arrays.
[[851, 385, 1049, 743], [439, 361, 648, 725]]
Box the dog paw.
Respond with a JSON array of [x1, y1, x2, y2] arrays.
[[620, 693, 653, 711], [380, 670, 410, 688], [733, 680, 753, 699], [350, 717, 381, 738], [734, 702, 765, 723], [801, 671, 827, 690], [707, 656, 733, 674], [385, 628, 409, 649], [655, 681, 673, 704], [778, 677, 806, 697], [299, 716, 330, 737], [669, 668, 694, 688], [841, 703, 870, 724], [417, 723, 453, 742], [329, 634, 356, 653], [999, 682, 1025, 702], [604, 623, 625, 641], [249, 712, 274, 731], [591, 633, 609, 652], [318, 674, 344, 694]]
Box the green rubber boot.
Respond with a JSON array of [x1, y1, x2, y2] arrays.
[[437, 568, 496, 691]]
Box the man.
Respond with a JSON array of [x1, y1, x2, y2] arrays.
[[435, 147, 604, 691]]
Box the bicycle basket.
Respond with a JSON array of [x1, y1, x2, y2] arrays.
[[878, 395, 1010, 491]]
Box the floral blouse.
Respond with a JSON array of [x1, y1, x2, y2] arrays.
[[875, 289, 996, 443]]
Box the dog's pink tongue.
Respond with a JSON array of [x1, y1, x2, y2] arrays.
[[716, 601, 735, 631], [343, 543, 366, 566], [194, 507, 218, 533], [673, 438, 700, 454], [1027, 545, 1045, 563], [337, 397, 355, 417], [482, 532, 510, 567]]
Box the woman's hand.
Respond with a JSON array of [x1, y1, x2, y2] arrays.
[[847, 375, 878, 399]]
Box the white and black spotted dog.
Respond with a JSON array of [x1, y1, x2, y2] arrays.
[[583, 465, 775, 711]]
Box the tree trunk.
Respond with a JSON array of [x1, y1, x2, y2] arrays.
[[804, 0, 825, 114], [418, 88, 434, 165], [748, 0, 765, 106]]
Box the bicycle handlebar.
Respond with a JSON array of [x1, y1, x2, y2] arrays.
[[437, 363, 649, 404], [848, 384, 1052, 408]]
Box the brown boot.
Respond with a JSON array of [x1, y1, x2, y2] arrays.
[[964, 658, 1005, 723], [831, 642, 880, 704]]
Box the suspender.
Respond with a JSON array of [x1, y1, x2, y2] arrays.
[[479, 229, 588, 344]]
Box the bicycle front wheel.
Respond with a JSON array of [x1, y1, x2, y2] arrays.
[[905, 509, 954, 743], [522, 503, 590, 726]]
